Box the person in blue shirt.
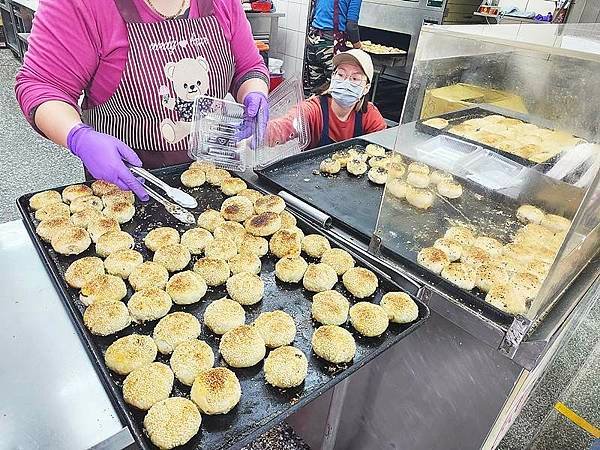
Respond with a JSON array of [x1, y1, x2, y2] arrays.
[[304, 0, 362, 97]]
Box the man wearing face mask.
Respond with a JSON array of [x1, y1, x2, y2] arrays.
[[266, 49, 386, 149]]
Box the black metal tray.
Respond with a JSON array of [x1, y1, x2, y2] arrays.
[[17, 163, 429, 450]]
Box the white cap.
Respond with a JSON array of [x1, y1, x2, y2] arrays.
[[332, 49, 374, 83]]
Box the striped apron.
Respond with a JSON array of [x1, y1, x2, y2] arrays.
[[82, 0, 235, 169]]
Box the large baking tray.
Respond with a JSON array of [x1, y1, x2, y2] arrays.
[[17, 163, 429, 450]]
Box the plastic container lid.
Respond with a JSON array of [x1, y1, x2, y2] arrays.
[[415, 135, 480, 172]]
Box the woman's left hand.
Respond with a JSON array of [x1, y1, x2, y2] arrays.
[[237, 92, 269, 144]]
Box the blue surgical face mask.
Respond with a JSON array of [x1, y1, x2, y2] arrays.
[[329, 78, 365, 108]]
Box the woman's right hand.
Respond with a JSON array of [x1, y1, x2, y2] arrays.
[[67, 124, 149, 201]]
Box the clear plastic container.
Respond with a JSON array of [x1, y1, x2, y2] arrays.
[[415, 135, 480, 172]]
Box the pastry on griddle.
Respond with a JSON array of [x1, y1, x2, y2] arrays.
[[70, 195, 103, 213], [311, 325, 356, 364], [387, 162, 406, 179], [226, 272, 264, 305], [348, 148, 369, 162], [123, 362, 174, 410], [475, 263, 509, 293], [320, 157, 341, 174], [422, 117, 449, 129], [502, 243, 534, 265], [219, 324, 266, 367], [91, 180, 119, 197], [193, 257, 230, 286], [368, 156, 389, 169], [275, 255, 308, 283], [346, 158, 368, 176], [279, 210, 297, 230], [205, 167, 231, 186], [514, 223, 554, 246], [71, 207, 103, 229], [349, 302, 389, 337], [166, 271, 207, 305], [52, 225, 92, 255], [387, 179, 408, 199], [83, 300, 131, 336], [437, 180, 463, 199], [197, 209, 225, 233], [129, 261, 170, 291], [342, 267, 378, 298], [380, 292, 418, 324], [406, 171, 430, 188], [460, 245, 491, 267], [365, 143, 386, 157], [320, 248, 355, 275], [496, 255, 525, 274], [103, 201, 135, 224], [190, 160, 215, 172], [238, 234, 269, 257], [128, 288, 173, 323], [102, 190, 135, 208], [511, 271, 541, 300], [312, 290, 349, 325], [29, 190, 62, 211], [144, 227, 180, 252], [144, 397, 201, 449], [65, 256, 105, 289], [433, 238, 462, 262], [238, 188, 263, 204], [95, 230, 135, 257], [204, 237, 237, 261], [80, 273, 127, 305], [302, 234, 331, 258], [87, 216, 120, 243], [440, 262, 476, 290], [541, 214, 571, 233], [153, 312, 201, 355], [264, 346, 308, 388], [270, 228, 303, 258], [36, 216, 72, 242], [473, 236, 503, 258], [62, 184, 93, 204], [524, 260, 550, 280], [244, 212, 282, 237], [254, 194, 286, 214], [406, 187, 434, 210], [485, 283, 527, 315], [214, 221, 247, 247], [444, 226, 475, 247], [34, 202, 70, 221], [220, 196, 254, 223], [191, 367, 241, 415], [228, 252, 261, 275], [105, 334, 157, 376], [368, 167, 388, 185], [303, 263, 338, 293], [252, 310, 296, 348], [516, 204, 545, 224], [203, 298, 245, 335], [417, 247, 450, 274], [95, 253, 137, 285], [170, 339, 214, 386], [180, 227, 214, 255], [332, 150, 352, 167], [221, 177, 247, 196], [153, 243, 192, 272], [407, 161, 430, 175]]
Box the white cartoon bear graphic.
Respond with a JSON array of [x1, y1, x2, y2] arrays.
[[159, 56, 210, 144]]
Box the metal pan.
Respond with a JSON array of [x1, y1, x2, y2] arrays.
[[16, 163, 429, 450]]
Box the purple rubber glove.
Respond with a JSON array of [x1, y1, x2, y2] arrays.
[[237, 92, 269, 146], [67, 124, 149, 201]]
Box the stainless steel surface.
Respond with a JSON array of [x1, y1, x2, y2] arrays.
[[144, 184, 196, 224], [90, 428, 135, 450], [567, 0, 600, 23], [130, 166, 197, 208], [321, 378, 350, 450], [0, 220, 124, 450], [278, 190, 333, 228], [245, 12, 283, 46]]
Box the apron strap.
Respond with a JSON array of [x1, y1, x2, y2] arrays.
[[318, 95, 333, 147], [114, 0, 212, 23], [353, 107, 363, 137]]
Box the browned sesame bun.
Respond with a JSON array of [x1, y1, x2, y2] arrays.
[[83, 300, 131, 336], [380, 292, 418, 323], [219, 324, 266, 367], [349, 302, 389, 337], [388, 162, 406, 179], [166, 271, 207, 305], [123, 362, 174, 410], [433, 238, 462, 262], [238, 188, 263, 204], [144, 397, 201, 449], [238, 234, 269, 257], [226, 272, 264, 305], [36, 216, 72, 242], [513, 223, 554, 246], [485, 283, 527, 315], [203, 298, 246, 335], [80, 274, 127, 305], [346, 158, 368, 176], [96, 230, 134, 258], [70, 195, 103, 213], [279, 210, 297, 229], [302, 234, 331, 258], [252, 310, 296, 348], [105, 334, 157, 376], [496, 255, 525, 274], [52, 226, 91, 255], [524, 260, 550, 280], [220, 196, 254, 223], [444, 226, 475, 246], [475, 263, 509, 293], [406, 187, 434, 209], [190, 160, 215, 171], [440, 263, 476, 290], [103, 201, 135, 224], [205, 168, 231, 186], [129, 261, 170, 291], [511, 272, 541, 300], [214, 221, 247, 247], [311, 325, 356, 364], [197, 209, 225, 232], [406, 171, 430, 189], [191, 367, 241, 415], [270, 228, 303, 258], [180, 228, 214, 255], [526, 245, 557, 265], [387, 178, 408, 199], [29, 190, 62, 211], [153, 312, 201, 355], [473, 236, 503, 257], [169, 339, 214, 386], [502, 243, 534, 265], [62, 184, 93, 203], [193, 258, 230, 286], [180, 168, 206, 188], [332, 150, 352, 167], [303, 263, 338, 293], [320, 248, 355, 276], [128, 288, 173, 323], [144, 227, 180, 252], [423, 117, 449, 129], [34, 202, 70, 221], [153, 244, 191, 272], [229, 252, 261, 275], [407, 161, 430, 175], [254, 194, 286, 214], [91, 180, 119, 197], [416, 247, 449, 274], [71, 208, 104, 229], [65, 257, 105, 289], [365, 143, 386, 157], [368, 167, 388, 185], [348, 148, 368, 162], [221, 177, 247, 196], [368, 156, 389, 169], [102, 190, 135, 208], [87, 216, 120, 243], [540, 214, 571, 233], [275, 256, 308, 283], [460, 245, 491, 267], [320, 158, 341, 174], [244, 212, 282, 237], [437, 180, 463, 199], [264, 346, 308, 388], [342, 267, 378, 298], [516, 204, 545, 224], [204, 238, 237, 261], [430, 170, 453, 186], [312, 290, 349, 325]]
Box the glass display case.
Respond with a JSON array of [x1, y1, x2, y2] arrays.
[[372, 24, 600, 335]]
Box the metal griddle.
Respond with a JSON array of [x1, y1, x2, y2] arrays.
[[16, 164, 429, 450]]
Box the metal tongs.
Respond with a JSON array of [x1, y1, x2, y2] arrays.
[[144, 184, 196, 224], [129, 166, 198, 209]]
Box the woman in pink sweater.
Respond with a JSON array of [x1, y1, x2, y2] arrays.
[[16, 0, 269, 199]]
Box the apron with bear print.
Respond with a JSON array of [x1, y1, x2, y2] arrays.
[[81, 0, 235, 169]]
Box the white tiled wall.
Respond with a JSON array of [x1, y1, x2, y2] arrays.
[[272, 0, 311, 79], [498, 0, 556, 14]]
